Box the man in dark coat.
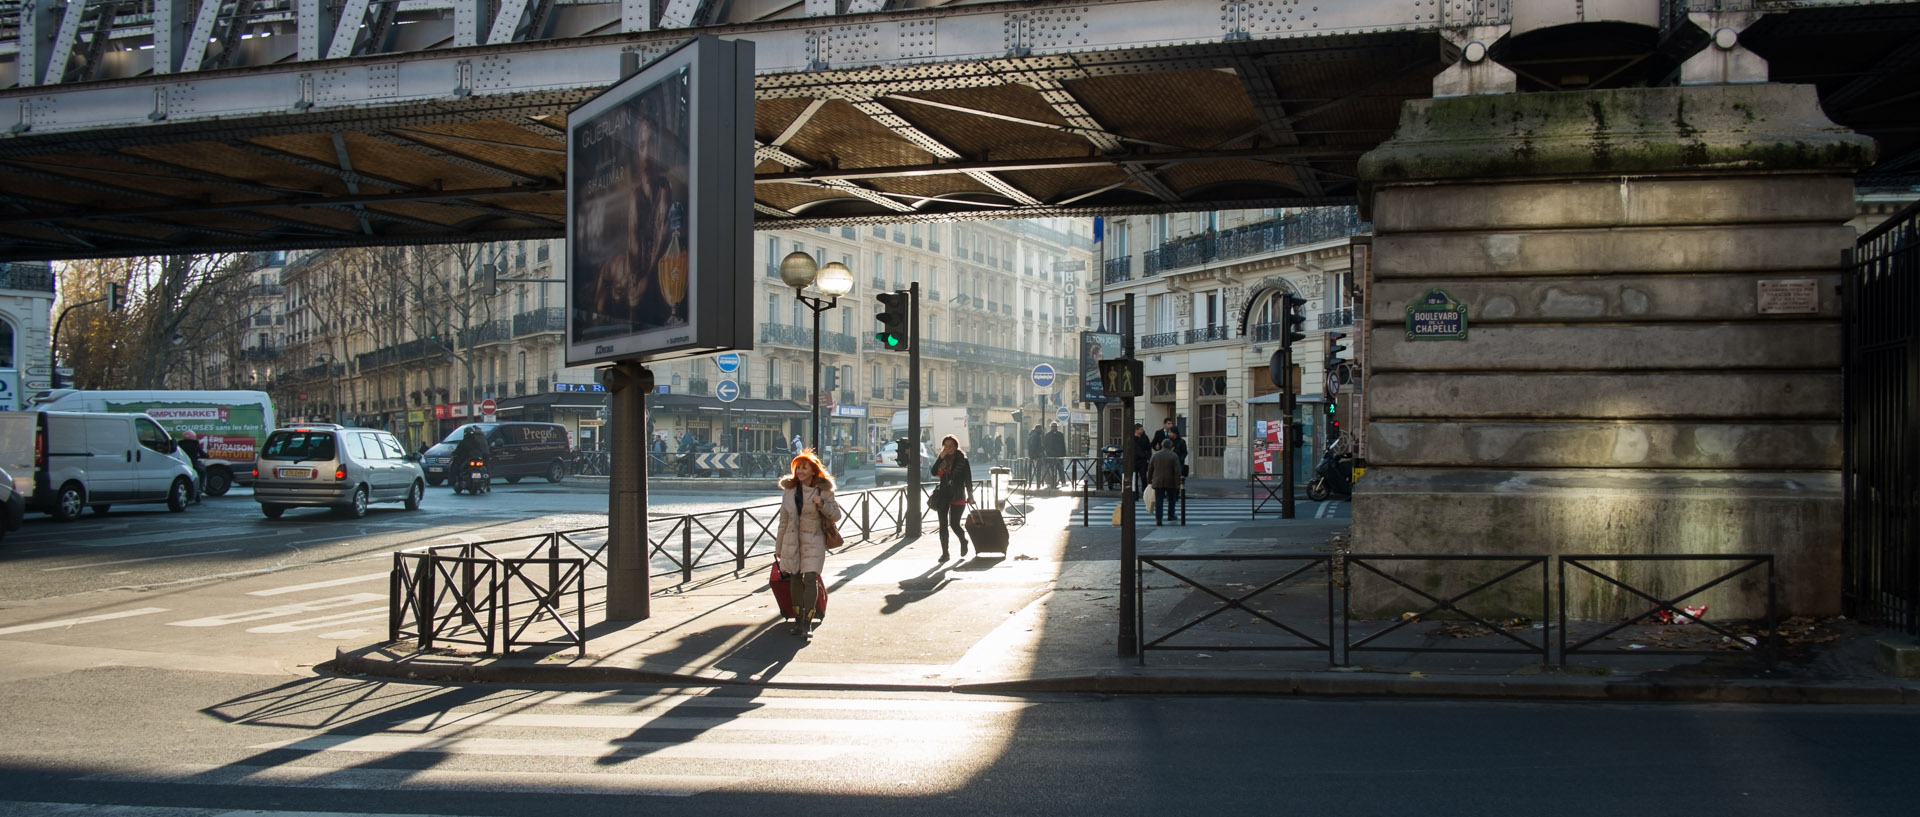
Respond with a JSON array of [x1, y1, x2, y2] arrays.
[[1129, 423, 1152, 497], [1026, 424, 1045, 485], [1150, 417, 1179, 453], [177, 430, 207, 505], [1044, 422, 1067, 488]]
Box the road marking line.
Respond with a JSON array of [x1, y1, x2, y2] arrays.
[[0, 607, 169, 635], [535, 691, 1035, 713], [84, 763, 738, 798], [385, 711, 989, 735], [249, 572, 389, 596], [251, 734, 860, 762], [40, 549, 243, 571], [247, 607, 388, 634], [167, 593, 385, 628]]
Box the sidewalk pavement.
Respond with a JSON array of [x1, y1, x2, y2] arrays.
[[332, 495, 1920, 703]]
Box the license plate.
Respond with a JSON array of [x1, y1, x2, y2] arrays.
[[276, 467, 313, 478], [425, 466, 443, 473], [470, 472, 486, 480]]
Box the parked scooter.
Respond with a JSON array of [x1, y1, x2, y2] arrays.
[[450, 457, 491, 495], [1306, 440, 1354, 501], [1099, 445, 1124, 490]]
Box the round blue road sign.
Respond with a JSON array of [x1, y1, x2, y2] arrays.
[[716, 352, 741, 373], [716, 379, 740, 402], [1032, 363, 1056, 389]]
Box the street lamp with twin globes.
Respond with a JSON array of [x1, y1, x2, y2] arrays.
[[781, 251, 854, 452]]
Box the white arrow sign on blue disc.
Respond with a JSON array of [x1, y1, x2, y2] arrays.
[[716, 379, 740, 402]]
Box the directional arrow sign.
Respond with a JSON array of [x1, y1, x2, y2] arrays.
[[694, 453, 742, 470], [716, 379, 740, 403]]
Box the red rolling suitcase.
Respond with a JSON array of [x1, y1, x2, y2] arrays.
[[769, 564, 827, 620]]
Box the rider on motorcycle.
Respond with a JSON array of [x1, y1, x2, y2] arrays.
[[451, 426, 490, 490]]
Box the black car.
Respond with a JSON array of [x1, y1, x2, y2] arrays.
[[422, 422, 571, 486]]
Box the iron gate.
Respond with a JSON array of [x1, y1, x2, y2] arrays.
[[1845, 200, 1920, 636]]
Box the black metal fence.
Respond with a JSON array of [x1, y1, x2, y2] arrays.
[[390, 480, 1026, 654], [1136, 552, 1776, 666], [1845, 199, 1920, 636]]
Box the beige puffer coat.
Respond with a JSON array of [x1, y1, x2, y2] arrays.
[[775, 476, 843, 574]]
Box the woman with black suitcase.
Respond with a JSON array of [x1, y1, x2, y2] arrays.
[[929, 435, 972, 562]]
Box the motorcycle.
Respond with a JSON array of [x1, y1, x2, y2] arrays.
[[1306, 441, 1354, 501], [1099, 445, 1124, 491], [450, 458, 491, 495]]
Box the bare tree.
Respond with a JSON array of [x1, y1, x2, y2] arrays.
[[60, 254, 258, 388]]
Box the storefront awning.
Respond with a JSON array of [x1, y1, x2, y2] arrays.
[[495, 392, 610, 414]]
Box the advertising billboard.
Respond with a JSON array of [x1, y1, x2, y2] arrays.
[[566, 35, 754, 366], [1080, 331, 1123, 403]]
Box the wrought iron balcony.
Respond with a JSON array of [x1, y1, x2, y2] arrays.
[[1316, 307, 1354, 329], [1140, 332, 1181, 349], [1103, 256, 1132, 284], [0, 263, 55, 292], [513, 307, 564, 336], [1144, 206, 1365, 277], [1184, 326, 1229, 344]]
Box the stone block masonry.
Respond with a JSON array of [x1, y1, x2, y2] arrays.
[[1353, 83, 1875, 618]]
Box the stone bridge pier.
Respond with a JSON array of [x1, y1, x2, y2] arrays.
[[1354, 82, 1875, 618]]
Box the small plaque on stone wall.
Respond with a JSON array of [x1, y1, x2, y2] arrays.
[[1757, 279, 1819, 315], [1405, 289, 1469, 342]]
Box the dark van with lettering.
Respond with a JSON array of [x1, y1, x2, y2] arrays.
[[422, 422, 571, 486]]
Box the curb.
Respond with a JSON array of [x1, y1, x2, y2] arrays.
[[323, 649, 1920, 704]]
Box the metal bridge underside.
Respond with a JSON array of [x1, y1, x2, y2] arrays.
[[0, 1, 1916, 262]]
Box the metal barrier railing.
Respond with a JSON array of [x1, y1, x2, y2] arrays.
[[392, 484, 975, 655], [1136, 552, 1779, 667], [391, 526, 606, 657], [1560, 554, 1777, 667], [1343, 554, 1551, 663], [1137, 554, 1335, 663]]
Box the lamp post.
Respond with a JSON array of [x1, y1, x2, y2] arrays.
[[781, 251, 854, 452], [315, 354, 340, 424]]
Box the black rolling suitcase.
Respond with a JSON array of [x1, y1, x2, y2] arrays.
[[965, 507, 1010, 554]]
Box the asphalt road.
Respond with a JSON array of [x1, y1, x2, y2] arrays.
[[0, 481, 777, 600], [0, 669, 1914, 817]]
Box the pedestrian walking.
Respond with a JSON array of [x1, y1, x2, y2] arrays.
[[1026, 423, 1045, 485], [1150, 417, 1179, 452], [791, 433, 805, 457], [1129, 423, 1151, 497], [177, 430, 207, 504], [1044, 422, 1067, 488], [929, 434, 973, 561], [776, 450, 842, 637], [1148, 440, 1181, 524]]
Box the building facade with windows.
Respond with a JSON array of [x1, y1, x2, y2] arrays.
[[1094, 207, 1367, 481], [0, 262, 56, 410], [647, 218, 1093, 458]]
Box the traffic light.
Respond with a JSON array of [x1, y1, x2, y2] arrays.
[[106, 282, 124, 312], [1325, 331, 1349, 371], [823, 366, 839, 393], [875, 290, 911, 351], [894, 436, 915, 466], [1279, 294, 1307, 350]]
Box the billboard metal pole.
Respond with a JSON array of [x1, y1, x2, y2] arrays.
[[604, 361, 652, 620]]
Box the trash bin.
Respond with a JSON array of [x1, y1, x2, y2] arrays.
[[845, 452, 862, 473]]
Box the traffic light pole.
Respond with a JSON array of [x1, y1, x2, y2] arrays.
[[1118, 292, 1137, 657], [905, 282, 922, 537], [1281, 346, 1297, 520], [48, 288, 116, 390]]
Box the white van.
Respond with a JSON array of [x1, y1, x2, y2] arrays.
[[26, 389, 274, 496], [0, 410, 197, 521]]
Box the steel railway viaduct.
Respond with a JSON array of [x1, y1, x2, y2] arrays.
[[4, 0, 1917, 624]]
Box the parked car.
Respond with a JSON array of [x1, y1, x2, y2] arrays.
[[0, 410, 196, 521], [253, 424, 426, 519], [421, 422, 571, 486], [873, 440, 928, 487]]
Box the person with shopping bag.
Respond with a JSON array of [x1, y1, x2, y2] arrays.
[[929, 434, 973, 561], [775, 450, 842, 638], [1148, 439, 1182, 525]]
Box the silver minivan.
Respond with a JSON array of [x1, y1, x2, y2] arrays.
[[253, 425, 426, 519]]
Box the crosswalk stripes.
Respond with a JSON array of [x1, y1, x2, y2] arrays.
[[77, 691, 1037, 799], [1078, 497, 1327, 525]]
